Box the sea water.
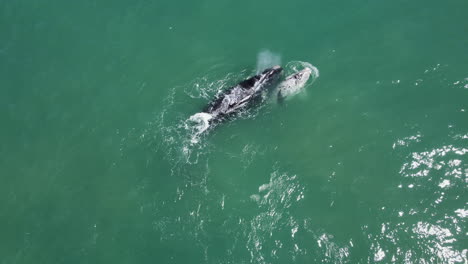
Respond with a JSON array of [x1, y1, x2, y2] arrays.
[[1, 0, 467, 263]]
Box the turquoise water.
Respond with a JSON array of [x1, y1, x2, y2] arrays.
[[1, 0, 467, 263]]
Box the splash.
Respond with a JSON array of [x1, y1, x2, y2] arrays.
[[247, 170, 306, 263], [187, 112, 213, 144], [145, 66, 254, 165], [256, 50, 282, 73]]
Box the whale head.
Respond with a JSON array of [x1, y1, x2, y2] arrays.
[[290, 67, 312, 86], [258, 65, 283, 92], [238, 65, 283, 90], [262, 65, 283, 82]]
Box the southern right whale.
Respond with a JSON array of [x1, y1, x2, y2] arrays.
[[277, 67, 313, 101], [190, 66, 283, 131]]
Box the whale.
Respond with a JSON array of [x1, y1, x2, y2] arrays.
[[190, 66, 283, 131], [277, 67, 313, 101]]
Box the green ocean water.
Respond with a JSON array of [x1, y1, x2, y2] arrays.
[[1, 0, 468, 263]]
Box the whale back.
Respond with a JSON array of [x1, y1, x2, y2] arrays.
[[203, 66, 283, 118], [277, 68, 312, 99]]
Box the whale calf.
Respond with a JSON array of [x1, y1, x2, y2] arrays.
[[190, 66, 283, 132], [277, 67, 313, 101]]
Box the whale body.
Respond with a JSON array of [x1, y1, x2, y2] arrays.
[[277, 67, 312, 100], [190, 66, 283, 131], [204, 66, 282, 117]]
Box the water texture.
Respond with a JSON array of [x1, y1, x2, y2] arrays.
[[1, 0, 467, 263]]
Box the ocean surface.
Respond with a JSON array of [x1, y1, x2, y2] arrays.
[[1, 0, 467, 263]]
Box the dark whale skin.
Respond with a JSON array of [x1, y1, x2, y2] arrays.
[[202, 66, 283, 121]]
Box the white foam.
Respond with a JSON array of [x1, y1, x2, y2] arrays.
[[188, 112, 213, 144]]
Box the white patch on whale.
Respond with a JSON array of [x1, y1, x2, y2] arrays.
[[276, 61, 319, 100]]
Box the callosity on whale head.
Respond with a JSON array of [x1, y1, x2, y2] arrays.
[[262, 65, 283, 84], [277, 67, 312, 99], [238, 65, 283, 90]]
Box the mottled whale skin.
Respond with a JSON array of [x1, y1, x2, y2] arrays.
[[188, 66, 282, 136], [277, 67, 312, 100], [200, 66, 283, 121]]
